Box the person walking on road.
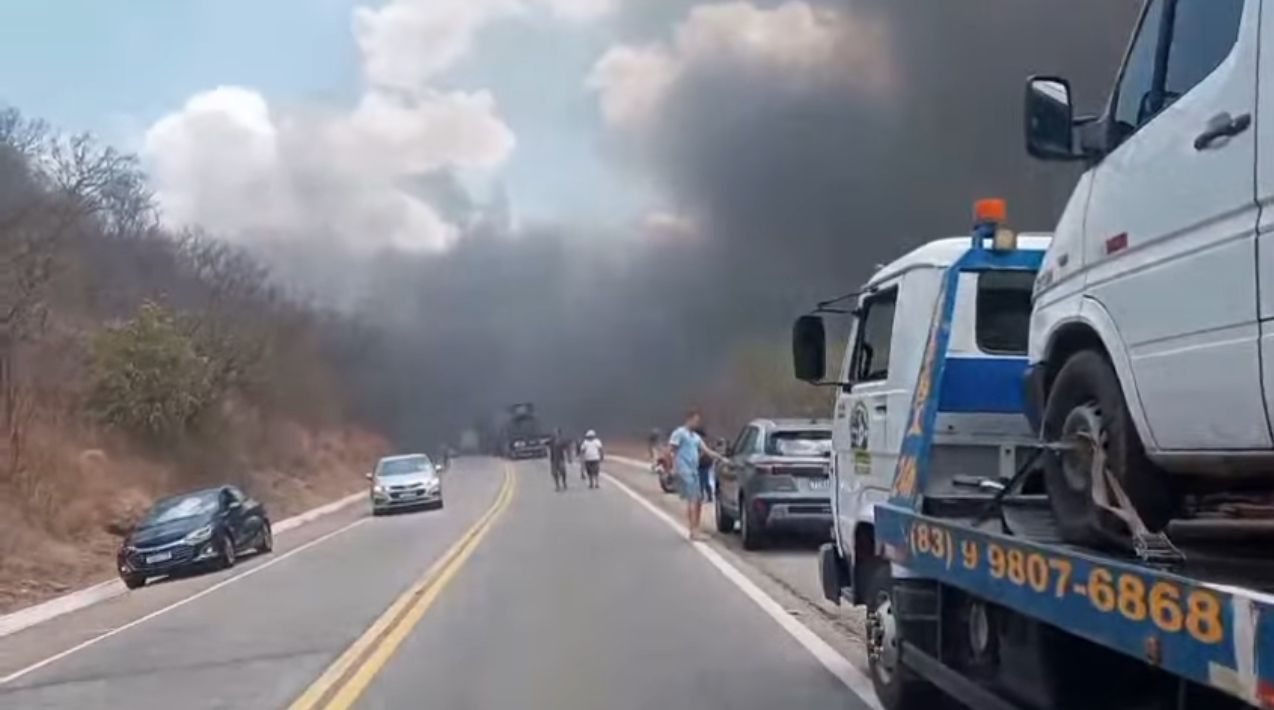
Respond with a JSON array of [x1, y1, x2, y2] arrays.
[[669, 410, 727, 541], [580, 430, 604, 489], [549, 429, 569, 491]]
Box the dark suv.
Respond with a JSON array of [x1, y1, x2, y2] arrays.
[[715, 419, 832, 549]]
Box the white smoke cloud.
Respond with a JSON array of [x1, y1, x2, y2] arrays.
[[146, 0, 616, 253], [145, 86, 513, 253], [588, 1, 891, 130]]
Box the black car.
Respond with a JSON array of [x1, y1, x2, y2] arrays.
[[117, 486, 272, 589]]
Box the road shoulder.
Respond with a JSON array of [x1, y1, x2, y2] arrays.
[[605, 456, 870, 676]]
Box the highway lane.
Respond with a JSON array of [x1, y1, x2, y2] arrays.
[[336, 460, 868, 710], [0, 458, 504, 709], [0, 456, 872, 710]]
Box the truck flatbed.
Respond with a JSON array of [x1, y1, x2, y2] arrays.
[[875, 503, 1274, 707]]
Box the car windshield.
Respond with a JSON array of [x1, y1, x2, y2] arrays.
[[377, 456, 433, 476], [766, 430, 832, 457], [142, 492, 220, 525]]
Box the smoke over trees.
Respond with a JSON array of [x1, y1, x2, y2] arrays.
[[316, 0, 1141, 445]]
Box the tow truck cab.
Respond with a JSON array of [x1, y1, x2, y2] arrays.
[[794, 213, 1049, 607]]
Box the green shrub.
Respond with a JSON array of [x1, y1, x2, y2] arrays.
[[88, 301, 215, 440]]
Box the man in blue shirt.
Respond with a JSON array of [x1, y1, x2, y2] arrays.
[[668, 409, 727, 541]]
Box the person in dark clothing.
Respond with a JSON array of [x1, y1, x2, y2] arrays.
[[694, 426, 715, 503], [549, 429, 568, 491]]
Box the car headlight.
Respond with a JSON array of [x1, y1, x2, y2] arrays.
[[425, 479, 440, 491], [373, 484, 386, 495], [184, 524, 214, 544]]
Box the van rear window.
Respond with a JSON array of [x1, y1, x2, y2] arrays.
[[976, 271, 1034, 355]]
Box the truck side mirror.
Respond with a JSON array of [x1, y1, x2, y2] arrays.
[[793, 315, 827, 382], [1024, 76, 1083, 162]]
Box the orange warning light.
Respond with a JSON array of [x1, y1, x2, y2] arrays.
[[973, 198, 1007, 225]]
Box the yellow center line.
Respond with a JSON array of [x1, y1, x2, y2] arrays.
[[289, 464, 517, 710]]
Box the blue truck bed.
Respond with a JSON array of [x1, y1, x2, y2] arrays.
[[874, 504, 1274, 707], [871, 225, 1274, 708]]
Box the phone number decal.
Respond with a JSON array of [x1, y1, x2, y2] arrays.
[[906, 521, 1224, 646]]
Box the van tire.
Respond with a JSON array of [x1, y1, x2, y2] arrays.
[[1041, 350, 1176, 547]]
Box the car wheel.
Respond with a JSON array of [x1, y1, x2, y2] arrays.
[[1041, 350, 1177, 548], [863, 561, 941, 710], [740, 496, 766, 550], [219, 533, 237, 569], [715, 492, 736, 533], [259, 521, 273, 554], [121, 573, 146, 590]]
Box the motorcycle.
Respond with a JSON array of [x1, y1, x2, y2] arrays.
[[653, 457, 678, 494]]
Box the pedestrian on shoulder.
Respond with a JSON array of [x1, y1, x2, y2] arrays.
[[668, 410, 727, 541], [580, 430, 604, 489], [693, 425, 715, 503], [549, 428, 568, 491], [647, 427, 662, 461]]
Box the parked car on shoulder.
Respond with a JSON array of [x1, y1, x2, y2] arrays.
[[117, 486, 272, 589], [368, 454, 444, 515], [715, 419, 833, 549]]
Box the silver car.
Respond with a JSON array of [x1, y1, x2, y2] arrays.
[[715, 419, 832, 549], [368, 454, 443, 515]]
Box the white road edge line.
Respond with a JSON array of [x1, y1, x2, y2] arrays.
[[603, 470, 884, 710], [0, 490, 366, 640], [0, 517, 369, 687]]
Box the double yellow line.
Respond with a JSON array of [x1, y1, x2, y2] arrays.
[[289, 464, 517, 710]]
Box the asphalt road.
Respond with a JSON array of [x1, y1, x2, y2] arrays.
[[0, 457, 873, 710]]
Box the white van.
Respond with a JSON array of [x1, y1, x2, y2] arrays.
[[1023, 0, 1267, 545]]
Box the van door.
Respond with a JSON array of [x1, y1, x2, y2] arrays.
[[1082, 0, 1264, 450], [838, 285, 900, 536], [1255, 1, 1274, 431]]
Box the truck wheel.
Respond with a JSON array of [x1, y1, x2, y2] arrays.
[[863, 562, 940, 710], [740, 496, 766, 550], [1041, 350, 1177, 547], [715, 493, 736, 533]]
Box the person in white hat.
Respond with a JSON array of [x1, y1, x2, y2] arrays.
[[579, 430, 604, 489]]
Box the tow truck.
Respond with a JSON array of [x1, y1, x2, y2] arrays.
[[793, 203, 1270, 709]]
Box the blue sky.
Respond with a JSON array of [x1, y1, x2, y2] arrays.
[[0, 0, 639, 225]]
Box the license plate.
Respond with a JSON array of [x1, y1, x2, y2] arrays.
[[808, 479, 830, 490], [146, 551, 172, 564]]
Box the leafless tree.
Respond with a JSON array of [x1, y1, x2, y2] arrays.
[[0, 108, 154, 460]]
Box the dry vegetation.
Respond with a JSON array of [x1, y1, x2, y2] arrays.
[[0, 108, 388, 613], [693, 337, 843, 438]]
